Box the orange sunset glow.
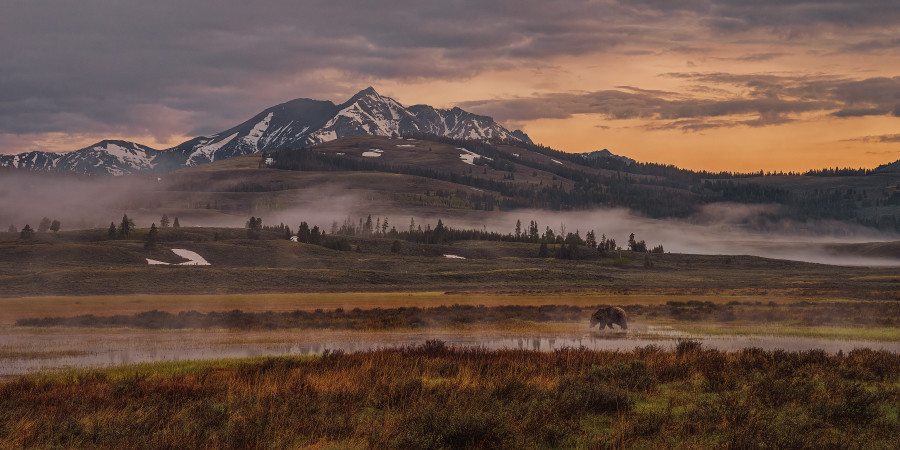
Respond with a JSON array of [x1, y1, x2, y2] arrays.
[[2, 1, 900, 172]]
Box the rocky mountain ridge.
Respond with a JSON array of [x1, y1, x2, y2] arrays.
[[0, 88, 532, 175]]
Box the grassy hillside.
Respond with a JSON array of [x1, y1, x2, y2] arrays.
[[3, 134, 898, 235]]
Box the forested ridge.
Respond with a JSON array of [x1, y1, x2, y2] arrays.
[[271, 134, 900, 232]]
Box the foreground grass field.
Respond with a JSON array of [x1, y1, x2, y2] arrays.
[[2, 342, 898, 448]]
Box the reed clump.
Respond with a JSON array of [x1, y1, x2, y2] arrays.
[[1, 341, 898, 448]]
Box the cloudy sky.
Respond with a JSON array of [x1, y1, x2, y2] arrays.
[[2, 0, 900, 171]]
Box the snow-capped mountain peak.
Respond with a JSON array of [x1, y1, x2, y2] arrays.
[[0, 88, 532, 175]]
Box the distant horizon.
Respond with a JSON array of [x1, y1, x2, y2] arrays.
[[4, 119, 896, 175], [3, 2, 900, 172]]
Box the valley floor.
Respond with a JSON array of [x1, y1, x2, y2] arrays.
[[2, 292, 898, 377], [1, 229, 898, 447]]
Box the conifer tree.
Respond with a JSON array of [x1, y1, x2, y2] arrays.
[[20, 224, 34, 239], [363, 215, 373, 236], [297, 222, 311, 243], [118, 214, 134, 238], [247, 216, 262, 239], [144, 223, 159, 249]]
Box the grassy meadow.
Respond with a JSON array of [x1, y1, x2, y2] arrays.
[[1, 227, 898, 299], [2, 342, 898, 448]]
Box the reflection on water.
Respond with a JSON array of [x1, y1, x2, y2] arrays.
[[281, 334, 900, 355], [2, 329, 899, 378]]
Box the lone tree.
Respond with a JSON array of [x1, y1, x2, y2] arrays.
[[50, 219, 61, 233], [247, 216, 262, 239], [160, 214, 170, 228], [118, 214, 135, 238], [144, 223, 159, 249], [172, 217, 180, 228], [20, 224, 34, 239], [38, 217, 51, 233], [7, 224, 16, 233], [108, 222, 117, 239]]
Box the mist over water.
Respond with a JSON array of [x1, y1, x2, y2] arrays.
[[4, 329, 898, 377]]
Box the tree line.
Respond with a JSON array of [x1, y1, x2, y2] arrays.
[[248, 213, 663, 260], [8, 216, 62, 239]]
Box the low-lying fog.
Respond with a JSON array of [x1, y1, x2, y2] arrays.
[[2, 171, 897, 266], [468, 205, 900, 267]]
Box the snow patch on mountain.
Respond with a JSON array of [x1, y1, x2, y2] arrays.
[[241, 112, 273, 150], [97, 143, 150, 168], [458, 148, 490, 165], [187, 133, 238, 166]]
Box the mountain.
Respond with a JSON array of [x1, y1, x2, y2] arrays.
[[580, 149, 635, 166], [0, 140, 164, 176], [0, 88, 531, 175]]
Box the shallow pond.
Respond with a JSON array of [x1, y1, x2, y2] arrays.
[[2, 326, 899, 378]]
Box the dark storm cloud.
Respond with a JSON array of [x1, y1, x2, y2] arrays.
[[1, 0, 899, 152], [462, 73, 900, 131]]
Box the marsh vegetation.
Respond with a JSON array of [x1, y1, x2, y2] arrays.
[[2, 341, 898, 448], [15, 300, 900, 330]]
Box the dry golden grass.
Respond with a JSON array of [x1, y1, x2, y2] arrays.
[[0, 292, 811, 325]]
